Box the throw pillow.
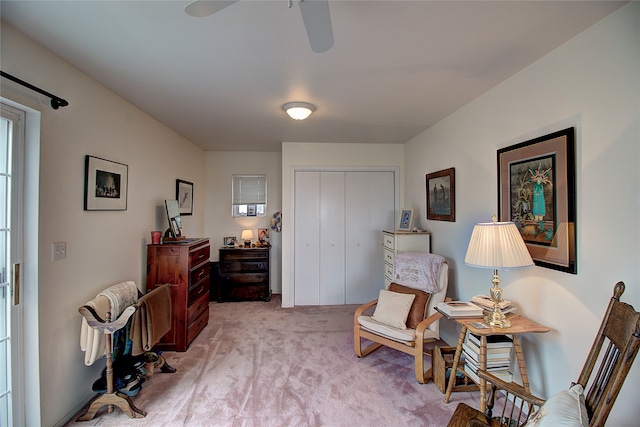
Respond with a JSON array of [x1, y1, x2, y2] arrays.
[[388, 283, 431, 329], [524, 384, 589, 427], [371, 289, 416, 330]]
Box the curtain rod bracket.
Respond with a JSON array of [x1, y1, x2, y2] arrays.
[[1, 70, 69, 109]]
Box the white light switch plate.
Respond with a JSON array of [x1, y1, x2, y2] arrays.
[[52, 241, 66, 261]]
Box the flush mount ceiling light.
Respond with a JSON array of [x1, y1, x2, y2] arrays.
[[283, 102, 316, 120]]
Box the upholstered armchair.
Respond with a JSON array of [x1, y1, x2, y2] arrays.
[[354, 261, 448, 384]]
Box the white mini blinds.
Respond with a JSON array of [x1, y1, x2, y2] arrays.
[[232, 175, 267, 217]]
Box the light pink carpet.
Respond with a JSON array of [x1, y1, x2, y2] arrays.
[[68, 295, 480, 426]]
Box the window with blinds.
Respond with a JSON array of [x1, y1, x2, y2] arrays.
[[232, 175, 267, 217]]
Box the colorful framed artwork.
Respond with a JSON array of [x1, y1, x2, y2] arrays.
[[176, 179, 193, 216], [398, 209, 414, 231], [426, 167, 455, 222], [498, 127, 576, 274], [84, 155, 128, 211]]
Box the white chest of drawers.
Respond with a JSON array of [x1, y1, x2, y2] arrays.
[[383, 230, 431, 287]]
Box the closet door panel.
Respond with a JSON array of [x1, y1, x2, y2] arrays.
[[344, 172, 371, 303], [346, 171, 395, 304], [319, 172, 345, 304], [294, 171, 320, 305]]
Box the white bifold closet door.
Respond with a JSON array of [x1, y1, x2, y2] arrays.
[[294, 170, 395, 305]]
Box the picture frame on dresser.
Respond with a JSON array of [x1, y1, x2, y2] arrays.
[[426, 167, 455, 222], [398, 209, 413, 231], [497, 127, 576, 274]]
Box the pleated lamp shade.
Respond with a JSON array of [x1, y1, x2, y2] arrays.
[[465, 221, 534, 269]]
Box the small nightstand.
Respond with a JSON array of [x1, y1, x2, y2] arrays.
[[218, 247, 271, 302]]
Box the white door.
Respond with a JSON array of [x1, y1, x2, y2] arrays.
[[0, 103, 25, 427], [319, 172, 345, 304], [294, 171, 320, 305], [346, 171, 395, 303], [294, 170, 395, 305]]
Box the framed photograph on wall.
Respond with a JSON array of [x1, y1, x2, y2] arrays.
[[398, 209, 413, 231], [247, 204, 257, 216], [498, 127, 576, 274], [176, 179, 193, 216], [426, 167, 455, 221], [84, 155, 128, 211]]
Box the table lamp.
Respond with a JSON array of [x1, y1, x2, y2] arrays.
[[464, 216, 533, 328], [241, 229, 253, 248]]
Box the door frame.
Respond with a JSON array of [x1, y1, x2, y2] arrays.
[[288, 166, 400, 307], [1, 98, 41, 426]]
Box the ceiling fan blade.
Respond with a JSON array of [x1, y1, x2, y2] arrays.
[[298, 0, 334, 53], [184, 0, 238, 18]]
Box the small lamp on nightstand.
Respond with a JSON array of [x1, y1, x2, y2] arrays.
[[241, 229, 253, 248], [465, 216, 534, 328]]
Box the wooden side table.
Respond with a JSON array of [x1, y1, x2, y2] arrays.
[[439, 312, 550, 413]]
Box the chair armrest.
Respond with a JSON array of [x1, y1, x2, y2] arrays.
[[477, 370, 546, 407], [415, 310, 443, 334], [354, 299, 378, 318]]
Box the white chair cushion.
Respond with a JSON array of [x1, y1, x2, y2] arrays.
[[524, 384, 589, 427], [371, 289, 415, 330], [358, 315, 439, 343]]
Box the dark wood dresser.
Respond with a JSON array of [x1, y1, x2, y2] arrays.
[[146, 238, 210, 351], [218, 247, 271, 302]]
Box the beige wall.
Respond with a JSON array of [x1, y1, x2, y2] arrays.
[[204, 151, 282, 292], [280, 142, 404, 307], [1, 24, 207, 426], [404, 4, 639, 425]]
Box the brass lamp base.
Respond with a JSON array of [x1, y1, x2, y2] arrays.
[[484, 307, 511, 328], [484, 269, 511, 328]]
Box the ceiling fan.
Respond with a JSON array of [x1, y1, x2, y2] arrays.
[[184, 0, 334, 53]]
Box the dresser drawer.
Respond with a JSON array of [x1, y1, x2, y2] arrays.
[[220, 249, 268, 261], [384, 262, 394, 281], [190, 262, 210, 285], [189, 243, 210, 266], [219, 261, 267, 273], [188, 280, 209, 305], [188, 292, 209, 324], [383, 233, 395, 250], [384, 248, 395, 265], [221, 272, 268, 285], [186, 306, 208, 345]]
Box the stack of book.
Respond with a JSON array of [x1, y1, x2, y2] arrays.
[[436, 301, 483, 318], [471, 295, 518, 315], [462, 332, 513, 383]]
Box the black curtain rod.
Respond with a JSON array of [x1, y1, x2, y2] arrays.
[[1, 70, 69, 109]]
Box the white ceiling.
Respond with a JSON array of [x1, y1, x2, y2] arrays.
[[0, 1, 626, 151]]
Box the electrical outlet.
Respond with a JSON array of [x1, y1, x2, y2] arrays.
[[52, 241, 66, 261]]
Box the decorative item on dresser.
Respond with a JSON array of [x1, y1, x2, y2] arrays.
[[146, 238, 210, 352], [383, 230, 431, 288], [218, 246, 271, 302]]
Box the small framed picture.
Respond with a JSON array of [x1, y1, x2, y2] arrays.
[[84, 155, 128, 211], [258, 228, 269, 243], [247, 204, 257, 216], [223, 236, 237, 247], [426, 167, 455, 222], [176, 179, 193, 216], [398, 209, 413, 231]]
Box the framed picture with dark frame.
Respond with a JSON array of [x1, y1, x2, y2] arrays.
[[176, 179, 193, 216], [84, 155, 128, 211], [498, 127, 576, 274], [426, 167, 455, 221]]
